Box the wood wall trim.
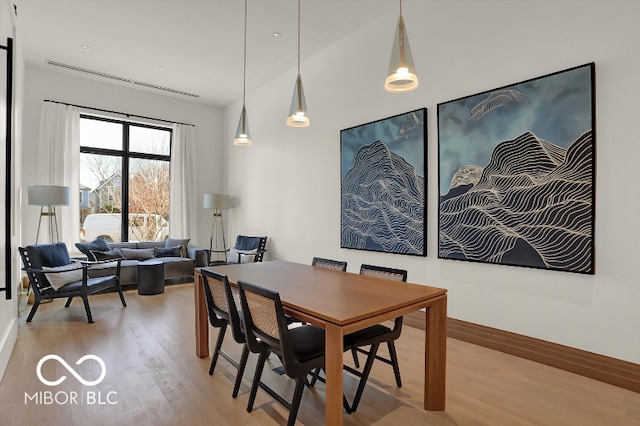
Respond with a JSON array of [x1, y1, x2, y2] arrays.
[[404, 311, 640, 394]]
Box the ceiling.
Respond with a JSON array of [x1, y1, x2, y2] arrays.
[[13, 0, 396, 106]]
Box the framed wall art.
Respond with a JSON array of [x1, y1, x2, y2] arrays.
[[341, 108, 426, 256], [437, 63, 595, 274]]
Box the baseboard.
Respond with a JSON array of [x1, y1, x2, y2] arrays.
[[0, 317, 18, 384], [404, 311, 640, 394]]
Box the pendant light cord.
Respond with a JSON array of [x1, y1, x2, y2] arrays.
[[297, 0, 301, 76], [400, 0, 402, 16], [243, 0, 247, 105]]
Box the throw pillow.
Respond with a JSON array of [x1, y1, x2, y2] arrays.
[[154, 246, 182, 258], [42, 263, 84, 291], [120, 248, 156, 261], [75, 237, 111, 260], [227, 247, 257, 264], [91, 248, 124, 261], [165, 238, 190, 258]]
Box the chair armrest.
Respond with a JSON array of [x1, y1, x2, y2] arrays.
[[79, 258, 123, 278], [22, 264, 90, 274], [187, 245, 209, 267], [234, 249, 267, 263], [77, 259, 118, 266]]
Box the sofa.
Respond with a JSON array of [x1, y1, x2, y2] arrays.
[[75, 237, 208, 289]]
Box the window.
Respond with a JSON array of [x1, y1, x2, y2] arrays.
[[79, 115, 171, 242]]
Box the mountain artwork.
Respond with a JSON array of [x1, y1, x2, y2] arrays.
[[341, 109, 426, 256], [437, 64, 595, 274]]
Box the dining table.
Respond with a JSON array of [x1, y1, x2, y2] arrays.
[[194, 260, 447, 425]]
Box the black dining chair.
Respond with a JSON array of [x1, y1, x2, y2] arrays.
[[201, 268, 249, 398], [238, 279, 337, 426], [343, 264, 408, 413], [311, 257, 347, 271]]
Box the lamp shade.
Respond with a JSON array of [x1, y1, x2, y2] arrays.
[[385, 14, 419, 92], [286, 75, 310, 127], [27, 185, 71, 206], [233, 105, 252, 146], [203, 194, 229, 210]]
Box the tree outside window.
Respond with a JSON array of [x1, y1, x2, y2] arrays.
[[79, 116, 171, 242]]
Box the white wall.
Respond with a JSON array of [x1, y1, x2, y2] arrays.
[[0, 0, 21, 383], [21, 67, 225, 249], [224, 0, 640, 364]]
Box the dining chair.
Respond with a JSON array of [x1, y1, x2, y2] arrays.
[[201, 268, 249, 398], [237, 279, 331, 426], [311, 257, 347, 271], [343, 263, 408, 413]]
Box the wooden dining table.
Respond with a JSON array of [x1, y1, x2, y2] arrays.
[[194, 260, 447, 425]]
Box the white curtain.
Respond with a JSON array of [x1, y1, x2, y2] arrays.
[[169, 124, 196, 238], [37, 102, 80, 248]]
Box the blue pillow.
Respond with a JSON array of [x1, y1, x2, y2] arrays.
[[75, 237, 110, 260], [154, 246, 182, 258], [26, 242, 71, 268], [91, 248, 124, 261], [165, 238, 189, 257], [235, 236, 261, 251]]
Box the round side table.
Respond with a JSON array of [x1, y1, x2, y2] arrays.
[[138, 260, 165, 295]]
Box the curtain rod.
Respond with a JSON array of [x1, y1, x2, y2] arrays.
[[43, 99, 195, 127]]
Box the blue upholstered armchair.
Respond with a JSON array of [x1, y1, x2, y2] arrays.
[[19, 242, 127, 323], [216, 235, 267, 265]]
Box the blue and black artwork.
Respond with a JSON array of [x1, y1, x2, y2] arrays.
[[340, 109, 426, 256], [437, 63, 595, 274]]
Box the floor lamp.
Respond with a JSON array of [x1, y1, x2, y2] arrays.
[[203, 194, 229, 264], [28, 185, 71, 244]]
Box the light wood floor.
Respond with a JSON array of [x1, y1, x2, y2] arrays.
[[2, 283, 639, 425]]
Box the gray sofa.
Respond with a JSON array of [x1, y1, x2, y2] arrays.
[[81, 240, 208, 288]]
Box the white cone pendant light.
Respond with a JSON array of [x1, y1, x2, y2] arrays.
[[234, 105, 252, 146], [286, 0, 310, 127], [234, 0, 252, 145], [385, 0, 419, 92]]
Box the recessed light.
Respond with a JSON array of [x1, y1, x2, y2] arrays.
[[213, 80, 220, 84], [81, 45, 90, 50], [157, 65, 165, 69], [272, 32, 281, 37]]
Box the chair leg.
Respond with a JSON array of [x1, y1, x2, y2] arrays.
[[287, 377, 307, 426], [387, 341, 402, 388], [307, 366, 321, 387], [349, 342, 380, 413], [232, 344, 250, 398], [209, 324, 227, 375], [247, 351, 269, 412], [116, 283, 127, 307], [64, 297, 73, 307], [81, 295, 94, 324], [26, 300, 41, 322], [351, 347, 360, 368]]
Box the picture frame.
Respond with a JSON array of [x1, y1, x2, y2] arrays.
[[341, 108, 427, 256], [437, 63, 595, 274]]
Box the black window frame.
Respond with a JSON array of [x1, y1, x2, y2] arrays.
[[79, 114, 172, 242]]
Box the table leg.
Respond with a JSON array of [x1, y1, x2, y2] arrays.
[[325, 322, 344, 425], [195, 272, 209, 358], [424, 294, 447, 410]]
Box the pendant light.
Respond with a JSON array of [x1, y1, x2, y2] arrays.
[[286, 0, 310, 127], [234, 0, 252, 145], [385, 0, 419, 92]]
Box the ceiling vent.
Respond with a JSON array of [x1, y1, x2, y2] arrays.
[[45, 60, 200, 98]]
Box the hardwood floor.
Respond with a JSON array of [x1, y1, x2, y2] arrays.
[[2, 283, 639, 425]]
